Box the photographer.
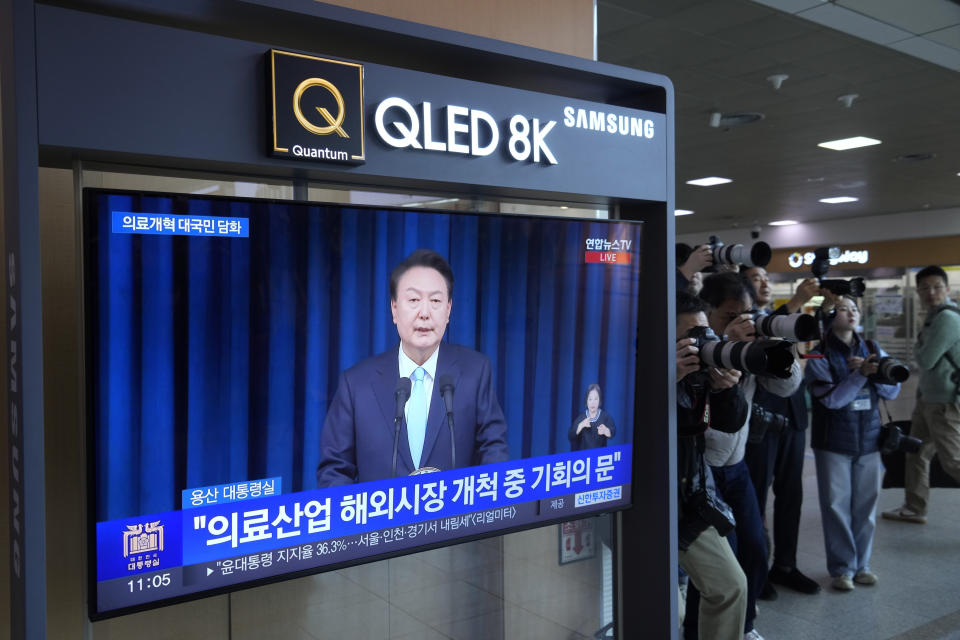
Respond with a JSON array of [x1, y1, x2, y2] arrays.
[[742, 267, 822, 597], [805, 295, 901, 590], [676, 291, 748, 640], [693, 272, 802, 640], [884, 265, 960, 524]]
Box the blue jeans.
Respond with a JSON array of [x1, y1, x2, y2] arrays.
[[711, 460, 767, 633], [814, 450, 882, 578]]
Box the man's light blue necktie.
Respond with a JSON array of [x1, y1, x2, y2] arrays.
[[407, 367, 427, 469]]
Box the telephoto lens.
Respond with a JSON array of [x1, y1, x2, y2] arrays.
[[698, 338, 795, 379], [755, 313, 821, 342], [709, 239, 772, 268]]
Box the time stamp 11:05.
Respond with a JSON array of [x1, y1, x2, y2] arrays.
[[128, 573, 172, 592]]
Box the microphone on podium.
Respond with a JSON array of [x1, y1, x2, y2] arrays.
[[392, 377, 412, 478], [438, 374, 456, 470]]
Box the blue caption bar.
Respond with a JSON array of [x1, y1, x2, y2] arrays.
[[112, 211, 249, 237], [182, 477, 282, 509], [96, 446, 630, 581]]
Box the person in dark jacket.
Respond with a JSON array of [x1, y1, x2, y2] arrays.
[[743, 266, 822, 597], [569, 384, 616, 450], [676, 291, 748, 640], [805, 295, 900, 591]]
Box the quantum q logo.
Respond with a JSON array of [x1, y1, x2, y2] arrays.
[[269, 49, 365, 163], [293, 78, 348, 137]]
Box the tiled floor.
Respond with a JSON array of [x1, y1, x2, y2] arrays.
[[756, 400, 960, 640], [752, 444, 960, 640], [752, 373, 960, 640]]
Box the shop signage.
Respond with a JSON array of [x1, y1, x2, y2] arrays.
[[266, 49, 667, 200], [269, 50, 366, 163], [788, 249, 869, 269]]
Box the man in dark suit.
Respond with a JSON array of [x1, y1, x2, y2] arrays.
[[317, 249, 510, 487]]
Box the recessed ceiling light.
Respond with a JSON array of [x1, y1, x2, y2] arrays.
[[686, 177, 732, 187], [819, 196, 859, 204], [818, 136, 881, 151], [769, 220, 798, 226], [674, 209, 695, 216]]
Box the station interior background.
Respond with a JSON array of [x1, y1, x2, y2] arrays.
[[2, 0, 960, 639]]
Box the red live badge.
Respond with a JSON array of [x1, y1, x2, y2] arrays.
[[585, 251, 631, 264]]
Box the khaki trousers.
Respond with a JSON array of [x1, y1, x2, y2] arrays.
[[678, 526, 747, 640], [905, 401, 960, 515]]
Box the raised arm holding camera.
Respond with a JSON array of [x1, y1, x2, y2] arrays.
[[805, 295, 901, 591]]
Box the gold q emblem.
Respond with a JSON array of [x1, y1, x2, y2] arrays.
[[293, 77, 349, 138]]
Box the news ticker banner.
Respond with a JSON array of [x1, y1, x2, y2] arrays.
[[95, 447, 631, 613], [109, 209, 639, 271]]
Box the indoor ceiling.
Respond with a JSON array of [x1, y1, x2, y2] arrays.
[[597, 0, 960, 235]]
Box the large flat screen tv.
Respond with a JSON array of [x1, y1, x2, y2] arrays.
[[85, 188, 642, 618]]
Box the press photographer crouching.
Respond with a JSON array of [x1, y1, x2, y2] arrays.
[[742, 266, 823, 598], [675, 291, 748, 640], [685, 272, 802, 640], [804, 295, 902, 591]]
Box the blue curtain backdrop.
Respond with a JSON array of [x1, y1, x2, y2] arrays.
[[90, 192, 642, 521]]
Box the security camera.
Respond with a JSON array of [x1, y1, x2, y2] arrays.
[[750, 225, 761, 239]]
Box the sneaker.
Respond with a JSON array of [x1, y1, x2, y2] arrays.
[[744, 630, 765, 640], [769, 566, 822, 594], [758, 579, 778, 601], [881, 505, 926, 524], [854, 570, 878, 586], [831, 575, 855, 591]]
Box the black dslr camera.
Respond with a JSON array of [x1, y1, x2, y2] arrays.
[[879, 421, 922, 456], [678, 487, 737, 551], [747, 405, 789, 444], [811, 247, 865, 297], [869, 357, 910, 385]]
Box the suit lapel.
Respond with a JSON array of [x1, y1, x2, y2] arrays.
[[372, 346, 415, 473], [421, 343, 459, 469]]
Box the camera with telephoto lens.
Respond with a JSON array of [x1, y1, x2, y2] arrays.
[[879, 421, 922, 456], [704, 235, 772, 270], [747, 405, 790, 444], [754, 312, 821, 342], [811, 247, 866, 297], [868, 356, 910, 385], [678, 487, 737, 551], [687, 325, 795, 379]]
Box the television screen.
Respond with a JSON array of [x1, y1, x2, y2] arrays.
[[85, 188, 642, 617]]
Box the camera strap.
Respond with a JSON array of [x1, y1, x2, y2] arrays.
[[879, 397, 894, 425], [696, 434, 708, 494]]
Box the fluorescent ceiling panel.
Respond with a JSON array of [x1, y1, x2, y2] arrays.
[[686, 177, 733, 186], [818, 136, 881, 150], [819, 196, 859, 203]]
